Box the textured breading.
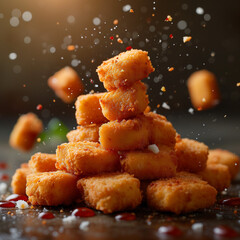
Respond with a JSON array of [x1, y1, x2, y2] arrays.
[[26, 171, 79, 206], [66, 124, 100, 143], [147, 172, 217, 214], [75, 93, 108, 125], [198, 163, 231, 192], [28, 152, 57, 172], [100, 81, 149, 121], [97, 49, 154, 91], [99, 116, 149, 151], [187, 70, 220, 110], [121, 145, 177, 180], [77, 172, 142, 214], [48, 66, 84, 103], [208, 149, 240, 179], [9, 113, 43, 152], [145, 112, 176, 147], [175, 138, 208, 172], [11, 165, 32, 195], [56, 142, 120, 176]]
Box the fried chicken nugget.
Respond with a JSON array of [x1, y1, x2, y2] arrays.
[[77, 172, 142, 214], [175, 138, 208, 172], [56, 142, 120, 176], [99, 116, 149, 151], [100, 81, 149, 121], [147, 172, 217, 214], [26, 171, 79, 206], [9, 113, 43, 152], [48, 66, 84, 103], [208, 149, 240, 179], [28, 152, 57, 172], [97, 49, 155, 91], [75, 93, 108, 125], [66, 124, 100, 143], [11, 164, 32, 195], [121, 145, 177, 180], [198, 164, 231, 192], [145, 112, 176, 147]]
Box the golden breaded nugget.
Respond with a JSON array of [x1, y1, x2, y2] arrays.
[[100, 81, 149, 121], [66, 124, 100, 143], [187, 70, 220, 110], [75, 93, 108, 125], [145, 112, 176, 147], [26, 171, 79, 206], [48, 66, 84, 103], [121, 145, 177, 180], [147, 172, 217, 214], [9, 113, 43, 152], [77, 172, 142, 213], [11, 165, 32, 195], [99, 116, 149, 151], [97, 49, 154, 90], [175, 138, 208, 172], [56, 142, 119, 176], [28, 152, 57, 172], [198, 164, 231, 192], [208, 149, 240, 179]]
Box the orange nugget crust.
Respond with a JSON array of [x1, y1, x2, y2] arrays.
[[75, 93, 108, 125], [77, 172, 142, 214], [26, 171, 79, 206], [198, 164, 231, 192], [187, 70, 220, 110], [100, 81, 149, 121], [67, 124, 100, 143], [56, 142, 120, 176], [97, 49, 154, 91], [48, 66, 84, 103], [208, 149, 240, 179], [145, 112, 176, 147], [99, 116, 149, 151], [175, 138, 208, 172], [9, 113, 43, 152], [121, 145, 177, 180], [147, 172, 217, 214], [28, 153, 57, 172], [11, 165, 32, 195]]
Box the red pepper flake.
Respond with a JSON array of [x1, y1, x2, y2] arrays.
[[113, 19, 118, 25], [109, 36, 114, 40], [126, 46, 132, 51], [169, 34, 173, 39], [237, 82, 240, 87], [90, 79, 94, 84], [168, 67, 174, 72], [165, 15, 173, 22], [117, 38, 123, 44], [36, 104, 43, 110], [67, 45, 75, 51], [129, 9, 134, 13]]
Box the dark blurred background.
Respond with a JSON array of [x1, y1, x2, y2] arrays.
[[0, 0, 239, 152]]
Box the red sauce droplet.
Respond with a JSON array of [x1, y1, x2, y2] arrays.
[[6, 194, 28, 202], [0, 201, 15, 208], [126, 46, 132, 51], [36, 104, 43, 110], [110, 36, 114, 40], [169, 34, 173, 39], [0, 173, 9, 181], [72, 207, 95, 217], [219, 197, 240, 206], [158, 225, 183, 237], [38, 212, 55, 219], [213, 225, 238, 238], [115, 213, 136, 221], [0, 162, 8, 169]]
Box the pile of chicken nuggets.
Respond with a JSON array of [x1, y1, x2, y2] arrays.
[[11, 49, 240, 214]]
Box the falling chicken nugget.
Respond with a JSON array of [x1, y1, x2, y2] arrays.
[[67, 124, 100, 143], [97, 49, 154, 90], [56, 141, 120, 176], [9, 113, 43, 152], [121, 145, 177, 180], [187, 70, 220, 110], [48, 66, 84, 103], [175, 138, 208, 172], [75, 93, 108, 125], [77, 172, 142, 214], [100, 81, 149, 121], [26, 171, 79, 206], [147, 172, 217, 214]]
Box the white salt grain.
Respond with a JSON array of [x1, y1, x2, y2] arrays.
[[62, 215, 77, 224], [162, 102, 170, 110], [16, 200, 29, 209], [0, 183, 7, 194], [192, 223, 203, 232], [79, 221, 90, 231], [148, 144, 159, 154]]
